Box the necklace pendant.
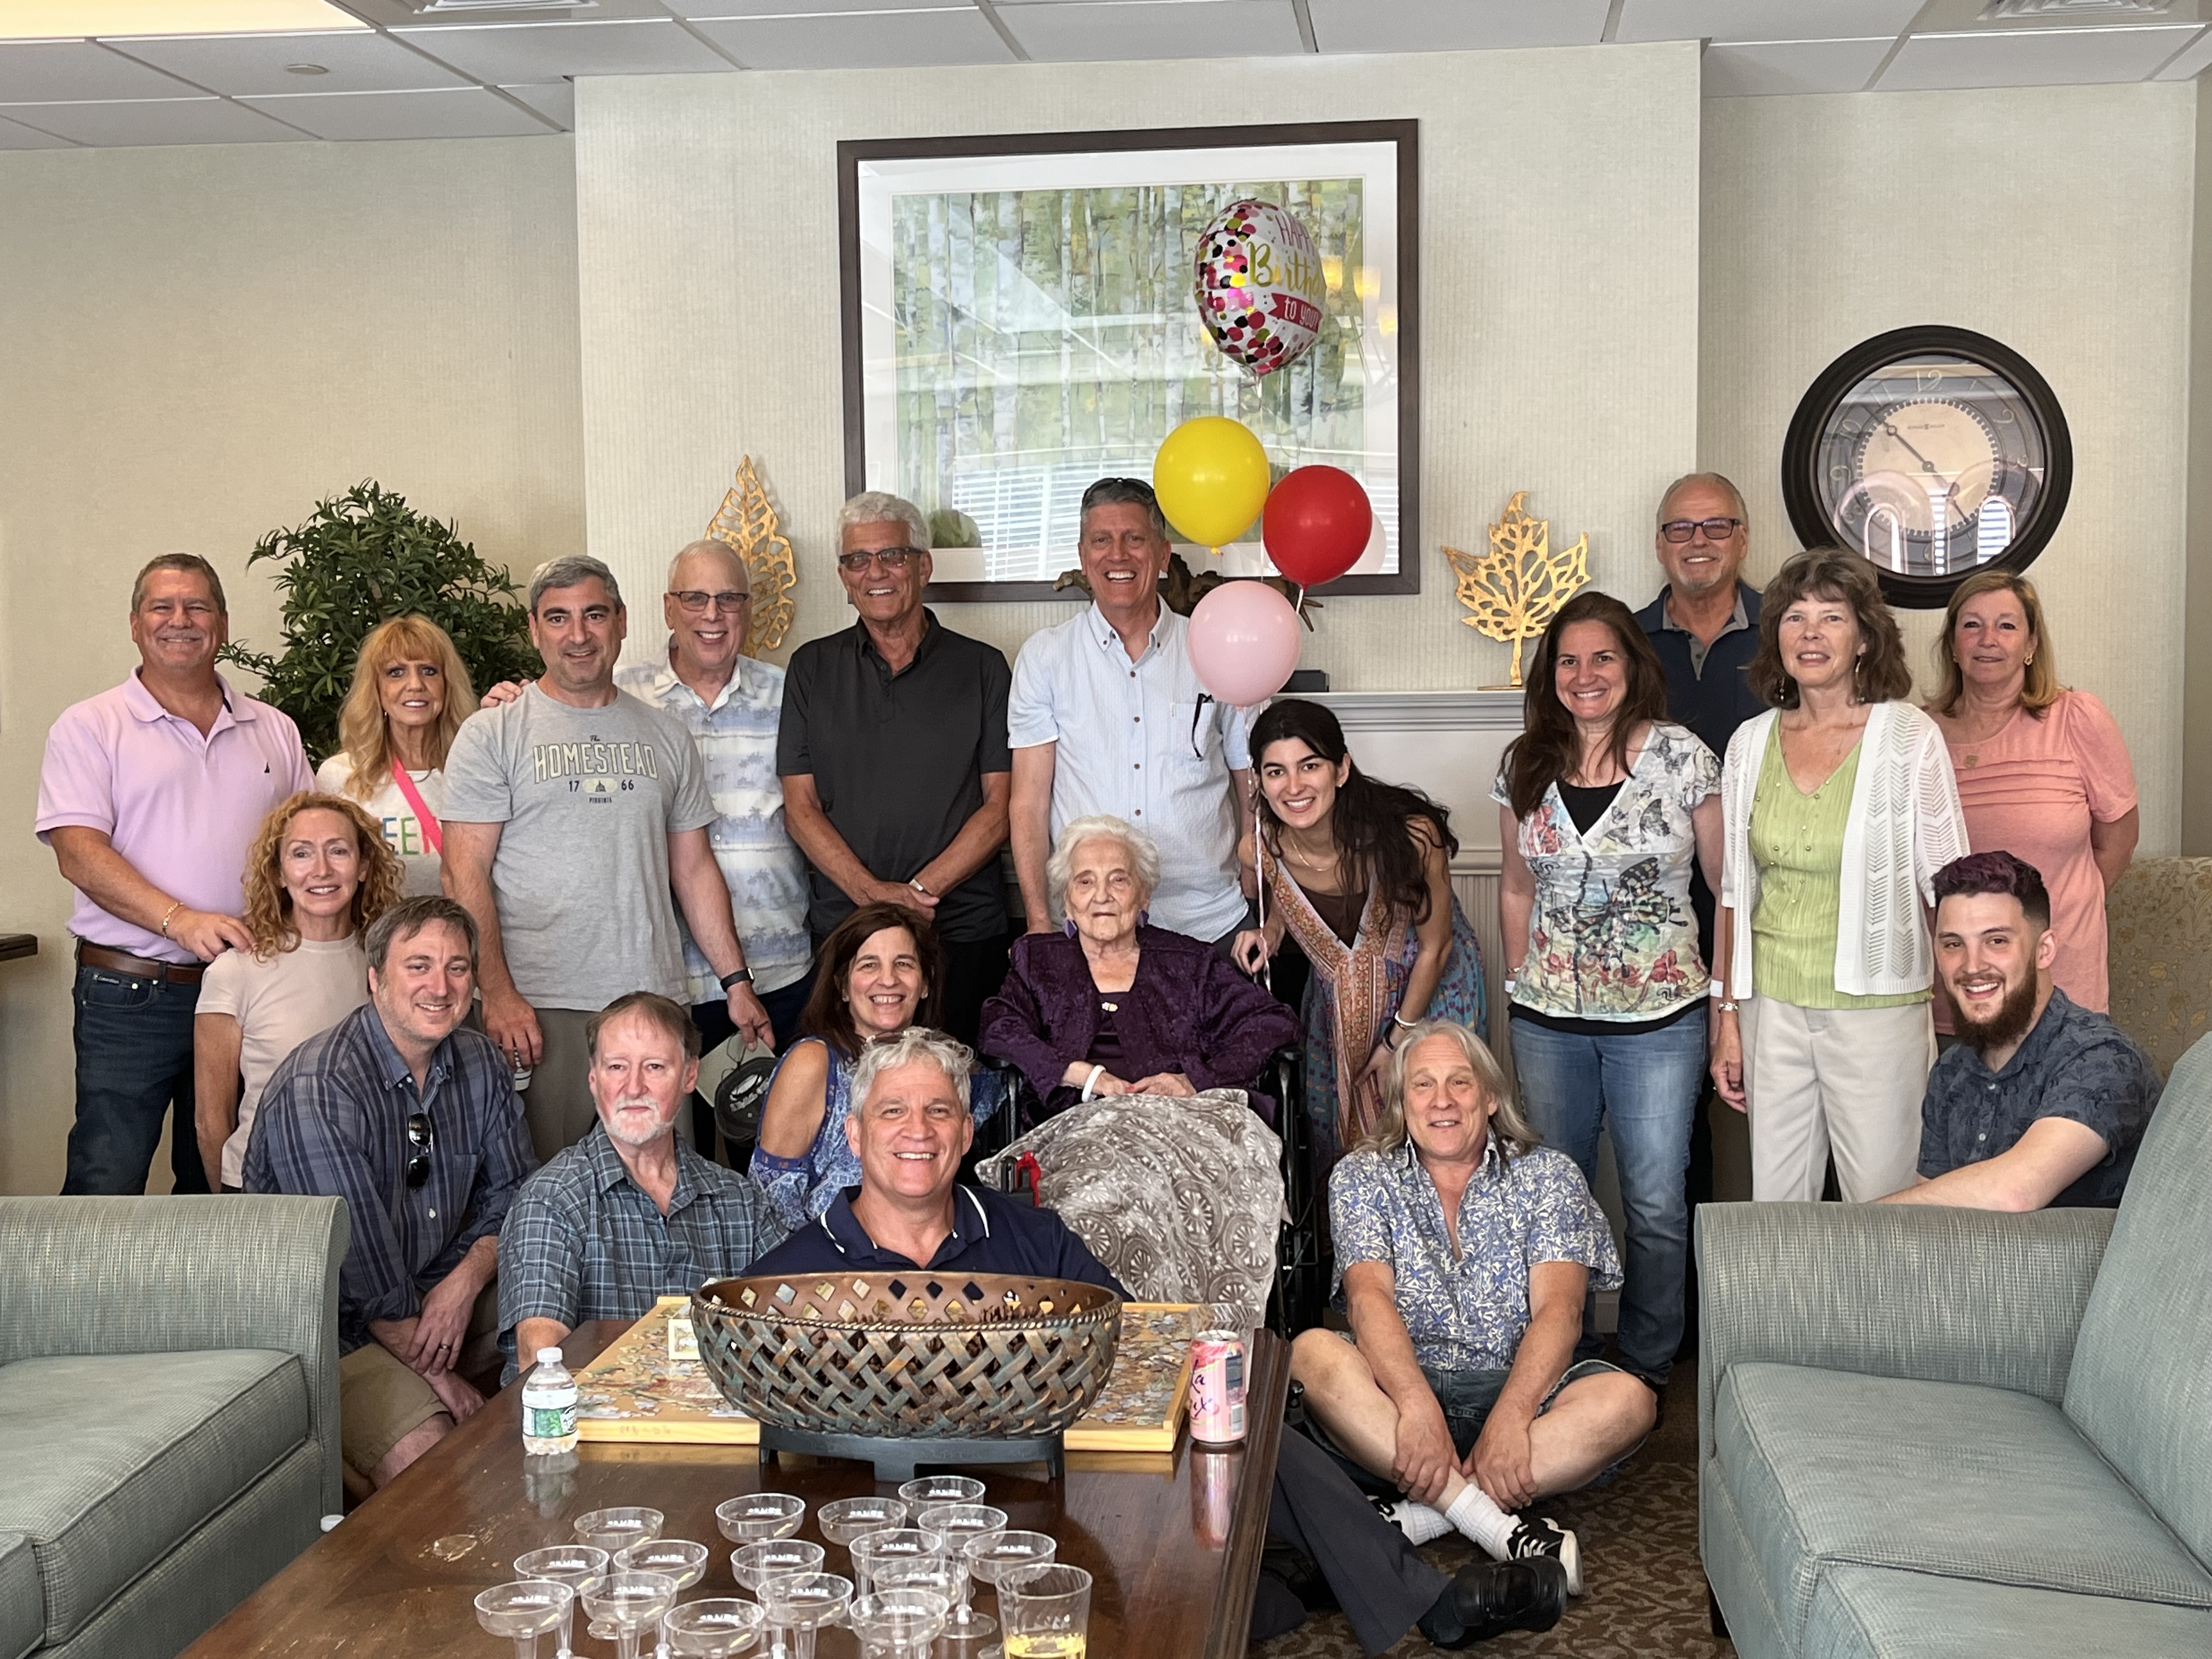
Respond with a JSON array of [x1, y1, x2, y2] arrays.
[[1099, 999, 1119, 1013]]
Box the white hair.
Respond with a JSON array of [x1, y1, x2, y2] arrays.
[[852, 1026, 975, 1115], [1045, 814, 1161, 921], [837, 491, 930, 550], [664, 539, 749, 592]]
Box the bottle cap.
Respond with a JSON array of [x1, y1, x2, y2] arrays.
[[537, 1347, 563, 1364]]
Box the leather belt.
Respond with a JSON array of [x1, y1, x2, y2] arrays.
[[76, 940, 206, 984]]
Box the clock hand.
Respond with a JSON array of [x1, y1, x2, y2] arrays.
[[1880, 419, 1942, 476]]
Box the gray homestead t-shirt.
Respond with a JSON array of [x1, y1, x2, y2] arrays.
[[442, 685, 716, 1011]]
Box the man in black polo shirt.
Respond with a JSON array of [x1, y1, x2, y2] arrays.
[[1880, 853, 2158, 1211], [778, 492, 1013, 1045]]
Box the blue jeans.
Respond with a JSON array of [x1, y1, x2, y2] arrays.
[[63, 962, 209, 1195], [1508, 1009, 1706, 1384]]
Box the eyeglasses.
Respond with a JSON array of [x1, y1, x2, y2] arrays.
[[1081, 476, 1156, 509], [669, 589, 750, 614], [405, 1111, 433, 1190], [1659, 517, 1743, 545], [836, 547, 924, 574]]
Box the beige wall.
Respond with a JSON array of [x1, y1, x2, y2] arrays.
[[0, 136, 586, 1194], [2188, 78, 2212, 857], [571, 43, 1703, 686], [1701, 80, 2195, 855]]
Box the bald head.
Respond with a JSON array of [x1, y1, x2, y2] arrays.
[[662, 540, 753, 684]]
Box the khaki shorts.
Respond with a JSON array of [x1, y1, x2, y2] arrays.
[[339, 1280, 500, 1479]]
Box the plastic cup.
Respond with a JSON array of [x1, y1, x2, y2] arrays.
[[755, 1572, 852, 1659], [475, 1579, 573, 1658], [896, 1475, 985, 1506], [512, 1544, 607, 1655], [847, 1588, 948, 1659], [847, 1528, 945, 1601], [715, 1492, 807, 1543], [664, 1598, 768, 1657], [573, 1506, 663, 1553], [817, 1496, 910, 1552], [998, 1564, 1091, 1659]]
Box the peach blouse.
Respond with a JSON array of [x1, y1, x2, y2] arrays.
[[1938, 689, 2136, 1018]]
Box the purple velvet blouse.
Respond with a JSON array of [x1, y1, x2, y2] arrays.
[[980, 926, 1300, 1119]]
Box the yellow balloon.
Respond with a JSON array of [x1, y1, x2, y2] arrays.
[[1152, 417, 1272, 549]]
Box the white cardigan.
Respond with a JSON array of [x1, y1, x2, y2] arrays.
[[1718, 701, 1967, 1000]]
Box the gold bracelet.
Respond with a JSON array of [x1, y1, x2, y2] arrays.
[[159, 900, 184, 939]]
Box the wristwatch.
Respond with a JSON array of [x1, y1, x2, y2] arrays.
[[719, 968, 754, 991]]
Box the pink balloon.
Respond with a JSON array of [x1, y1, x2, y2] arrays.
[[1187, 580, 1302, 707]]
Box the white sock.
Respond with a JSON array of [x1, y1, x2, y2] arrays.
[[1444, 1483, 1517, 1559], [1387, 1499, 1454, 1545]]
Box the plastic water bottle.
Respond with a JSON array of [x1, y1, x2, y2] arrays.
[[521, 1347, 578, 1455]]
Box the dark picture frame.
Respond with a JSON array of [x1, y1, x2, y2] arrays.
[[837, 119, 1421, 602]]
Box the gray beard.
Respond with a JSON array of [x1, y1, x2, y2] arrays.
[[1954, 973, 2041, 1056]]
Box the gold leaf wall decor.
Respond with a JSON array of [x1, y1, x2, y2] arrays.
[[704, 456, 797, 655], [1442, 491, 1590, 688]]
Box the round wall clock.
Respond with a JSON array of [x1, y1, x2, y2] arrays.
[[1780, 325, 2071, 608]]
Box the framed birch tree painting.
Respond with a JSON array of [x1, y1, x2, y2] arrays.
[[838, 120, 1420, 601]]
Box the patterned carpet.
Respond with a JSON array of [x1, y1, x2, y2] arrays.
[[1252, 1364, 1725, 1658]]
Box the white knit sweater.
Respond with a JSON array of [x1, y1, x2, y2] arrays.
[[1718, 701, 1968, 1000]]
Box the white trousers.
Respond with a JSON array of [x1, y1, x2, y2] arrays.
[[1741, 995, 1933, 1203]]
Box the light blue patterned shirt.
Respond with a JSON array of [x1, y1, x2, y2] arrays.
[[1329, 1136, 1623, 1373], [1007, 604, 1252, 940], [617, 650, 812, 1001]]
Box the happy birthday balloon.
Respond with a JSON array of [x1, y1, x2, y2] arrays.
[[1194, 199, 1325, 378]]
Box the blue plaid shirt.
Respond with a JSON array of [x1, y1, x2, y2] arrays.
[[496, 1123, 789, 1375], [1329, 1136, 1622, 1373], [243, 1004, 538, 1352]]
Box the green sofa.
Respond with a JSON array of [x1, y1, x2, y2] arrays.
[[1699, 1033, 2212, 1658], [0, 1196, 345, 1659]]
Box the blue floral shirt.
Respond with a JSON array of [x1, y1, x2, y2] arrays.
[[1329, 1136, 1622, 1373]]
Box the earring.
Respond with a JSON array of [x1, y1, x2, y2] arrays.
[[2025, 654, 2034, 665]]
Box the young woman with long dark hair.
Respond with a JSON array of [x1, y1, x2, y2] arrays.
[[1234, 699, 1485, 1167], [1493, 590, 1723, 1387]]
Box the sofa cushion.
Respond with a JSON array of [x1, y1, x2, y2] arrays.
[[2066, 1033, 2212, 1566], [0, 1533, 38, 1659], [1804, 1564, 2212, 1659], [0, 1350, 307, 1647], [1715, 1362, 2212, 1648]]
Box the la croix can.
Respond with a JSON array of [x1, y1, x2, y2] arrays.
[[1189, 1329, 1248, 1446]]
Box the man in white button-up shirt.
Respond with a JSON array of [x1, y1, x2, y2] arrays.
[[1009, 477, 1255, 946]]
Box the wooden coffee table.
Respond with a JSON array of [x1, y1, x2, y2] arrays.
[[185, 1322, 1289, 1658]]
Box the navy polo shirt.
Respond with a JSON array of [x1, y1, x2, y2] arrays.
[[745, 1183, 1128, 1295], [1634, 582, 1767, 769], [1918, 989, 2160, 1208]]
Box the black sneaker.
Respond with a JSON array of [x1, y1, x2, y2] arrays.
[[1418, 1558, 1570, 1648], [1502, 1515, 1582, 1595]]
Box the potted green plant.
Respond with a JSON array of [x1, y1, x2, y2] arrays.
[[221, 481, 542, 761]]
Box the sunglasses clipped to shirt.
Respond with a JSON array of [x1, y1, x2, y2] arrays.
[[405, 1111, 433, 1190]]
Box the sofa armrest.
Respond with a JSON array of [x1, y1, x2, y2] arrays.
[[0, 1195, 348, 1515], [1696, 1201, 2113, 1472]]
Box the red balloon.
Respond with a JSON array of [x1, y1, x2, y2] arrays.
[[1262, 465, 1373, 587]]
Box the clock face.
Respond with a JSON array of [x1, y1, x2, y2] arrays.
[[1782, 329, 2071, 608]]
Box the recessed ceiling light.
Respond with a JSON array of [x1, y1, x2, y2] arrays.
[[282, 61, 329, 73], [0, 1, 364, 40], [1981, 0, 2173, 15]]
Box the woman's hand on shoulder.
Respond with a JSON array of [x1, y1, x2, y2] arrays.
[[756, 1040, 831, 1158]]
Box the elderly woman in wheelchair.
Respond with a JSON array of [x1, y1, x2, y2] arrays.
[[981, 814, 1297, 1119]]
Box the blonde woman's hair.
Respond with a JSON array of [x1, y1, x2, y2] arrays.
[[333, 615, 477, 793], [1357, 1019, 1539, 1162], [242, 792, 403, 960], [1928, 568, 2062, 719]]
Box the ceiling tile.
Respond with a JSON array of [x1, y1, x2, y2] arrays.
[[674, 0, 977, 14], [690, 9, 1013, 68], [1308, 0, 1609, 53], [1703, 36, 1892, 95], [1617, 0, 1920, 45], [500, 80, 575, 124], [0, 110, 76, 146], [340, 0, 673, 25], [2152, 28, 2212, 78], [0, 40, 204, 100], [106, 29, 471, 95], [391, 18, 735, 81], [0, 95, 305, 144], [996, 0, 1304, 62], [1877, 23, 2200, 88], [240, 84, 555, 137]]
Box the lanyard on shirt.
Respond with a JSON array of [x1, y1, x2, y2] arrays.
[[391, 766, 443, 856]]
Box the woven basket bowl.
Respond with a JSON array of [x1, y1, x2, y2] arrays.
[[691, 1271, 1123, 1440]]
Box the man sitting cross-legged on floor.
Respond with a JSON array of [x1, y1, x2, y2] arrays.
[[497, 990, 789, 1381], [1878, 850, 2159, 1212], [1293, 1019, 1657, 1596]]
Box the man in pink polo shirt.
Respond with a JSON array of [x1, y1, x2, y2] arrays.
[[36, 555, 313, 1194]]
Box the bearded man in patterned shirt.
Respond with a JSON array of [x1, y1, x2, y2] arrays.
[[1291, 1020, 1657, 1596]]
